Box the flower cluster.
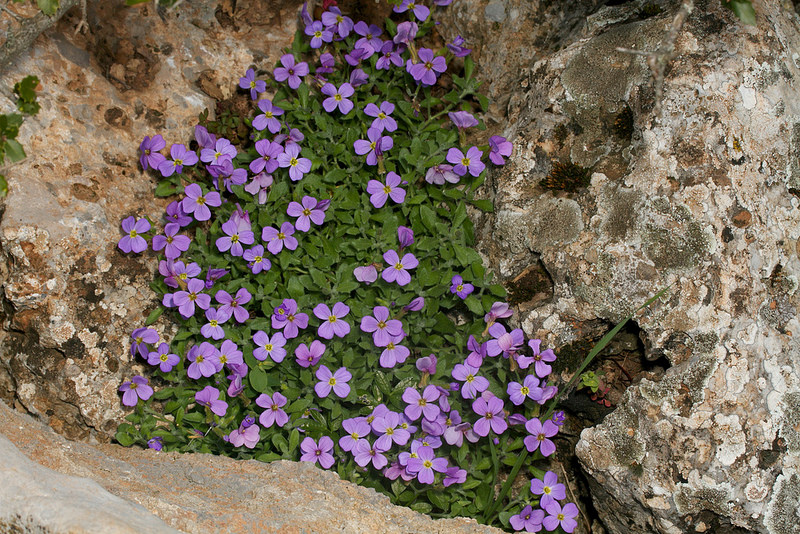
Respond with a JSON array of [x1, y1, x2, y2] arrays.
[[110, 3, 587, 532]]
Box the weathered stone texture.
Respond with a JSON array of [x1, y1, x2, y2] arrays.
[[443, 0, 800, 532], [0, 400, 498, 534], [0, 0, 302, 442]]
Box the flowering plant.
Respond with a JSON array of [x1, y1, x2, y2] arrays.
[[111, 2, 600, 532]]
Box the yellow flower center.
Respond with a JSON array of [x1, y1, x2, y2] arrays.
[[175, 158, 183, 165], [394, 263, 403, 271], [196, 196, 206, 205], [219, 354, 228, 364], [231, 235, 239, 243], [335, 94, 342, 101], [466, 375, 474, 383], [210, 320, 218, 327], [328, 377, 337, 385], [544, 487, 551, 494], [461, 157, 470, 166], [386, 427, 394, 435], [129, 230, 138, 238], [302, 208, 311, 216], [377, 320, 386, 329], [159, 353, 169, 362], [277, 232, 286, 240], [521, 386, 529, 395], [378, 112, 386, 119], [423, 459, 432, 469], [249, 81, 256, 89], [290, 157, 298, 167], [265, 111, 273, 118], [255, 256, 263, 263], [196, 354, 204, 363], [265, 343, 273, 351], [328, 315, 337, 323], [383, 185, 392, 194], [457, 284, 464, 292]]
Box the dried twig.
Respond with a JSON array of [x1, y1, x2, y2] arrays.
[[616, 0, 694, 117]]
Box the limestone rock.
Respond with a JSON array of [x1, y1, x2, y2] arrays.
[[0, 400, 498, 534], [443, 0, 800, 532], [0, 0, 302, 442]]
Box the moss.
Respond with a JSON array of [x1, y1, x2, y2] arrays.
[[540, 161, 592, 193], [638, 2, 663, 19], [766, 473, 800, 534], [613, 105, 634, 139], [604, 403, 645, 466], [642, 217, 712, 271], [674, 484, 732, 516], [693, 332, 719, 354]]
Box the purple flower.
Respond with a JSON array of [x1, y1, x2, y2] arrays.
[[354, 438, 389, 469], [244, 172, 274, 204], [465, 335, 487, 367], [407, 446, 447, 484], [485, 302, 513, 324], [186, 342, 221, 379], [139, 135, 166, 170], [360, 306, 404, 347], [489, 135, 513, 165], [194, 125, 216, 150], [216, 219, 254, 257], [397, 226, 414, 249], [200, 138, 237, 166], [416, 354, 437, 375], [305, 20, 333, 49], [119, 375, 153, 406], [363, 101, 397, 132], [366, 171, 405, 208], [262, 222, 299, 254], [404, 297, 425, 312], [181, 183, 222, 222], [529, 339, 557, 378], [158, 143, 198, 177], [314, 302, 351, 339], [443, 466, 467, 487], [314, 365, 352, 398], [321, 82, 355, 114], [252, 330, 287, 363], [450, 275, 474, 299], [218, 340, 244, 370], [227, 373, 244, 397], [159, 260, 200, 289], [354, 127, 393, 166], [152, 223, 191, 260], [486, 323, 524, 357], [472, 395, 507, 436], [543, 501, 580, 533], [252, 99, 284, 133], [345, 46, 371, 66], [249, 140, 283, 174], [173, 279, 212, 318], [300, 436, 335, 468], [272, 298, 308, 338], [393, 21, 418, 46], [349, 68, 369, 87], [402, 385, 441, 421], [200, 308, 227, 340], [376, 40, 404, 70], [215, 288, 251, 323], [507, 375, 543, 406], [243, 245, 271, 274], [340, 418, 370, 452], [277, 143, 312, 181], [317, 52, 335, 74], [425, 164, 459, 185], [446, 35, 472, 57], [165, 200, 192, 227], [321, 6, 353, 38], [239, 68, 266, 100], [147, 437, 164, 451], [273, 54, 309, 89], [407, 48, 446, 86], [380, 336, 410, 368], [452, 362, 489, 399], [130, 327, 159, 359], [354, 21, 383, 51], [287, 196, 326, 232], [510, 505, 545, 533], [448, 111, 478, 129], [552, 410, 566, 426], [446, 146, 485, 177], [118, 216, 150, 254], [256, 392, 289, 428], [228, 421, 261, 448], [524, 417, 559, 456], [382, 250, 418, 286], [195, 386, 228, 417], [354, 265, 378, 284], [394, 0, 430, 21], [295, 339, 326, 367], [532, 471, 567, 508], [147, 343, 179, 372], [204, 268, 228, 290]]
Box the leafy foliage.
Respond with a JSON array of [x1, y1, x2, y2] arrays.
[[0, 76, 41, 197]]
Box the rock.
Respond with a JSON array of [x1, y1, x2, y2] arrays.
[[0, 399, 499, 534], [0, 0, 302, 442], [442, 0, 800, 532]]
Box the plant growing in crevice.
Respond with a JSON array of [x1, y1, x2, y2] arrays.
[[0, 75, 41, 198]]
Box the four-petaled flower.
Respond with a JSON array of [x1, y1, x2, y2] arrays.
[[382, 249, 418, 286], [139, 135, 166, 171], [509, 505, 545, 533], [532, 470, 567, 508], [407, 446, 447, 484], [158, 144, 198, 177], [524, 417, 559, 456], [195, 385, 228, 417], [119, 216, 150, 253], [407, 48, 446, 86], [452, 362, 489, 399], [253, 330, 287, 362], [402, 385, 441, 421], [238, 68, 266, 100], [314, 302, 351, 339], [287, 196, 326, 232], [273, 54, 309, 89], [354, 127, 393, 166], [277, 143, 312, 181], [472, 395, 507, 436], [367, 171, 406, 208], [314, 365, 352, 398], [305, 21, 333, 49], [489, 135, 513, 165], [119, 375, 153, 406], [364, 101, 397, 132], [321, 82, 355, 114], [360, 306, 404, 347], [295, 339, 326, 367], [152, 223, 191, 260], [181, 183, 221, 222], [446, 146, 485, 177], [262, 222, 299, 254], [147, 343, 180, 372], [252, 99, 284, 133], [450, 274, 474, 299], [300, 436, 335, 468], [256, 392, 289, 428], [543, 501, 580, 534]]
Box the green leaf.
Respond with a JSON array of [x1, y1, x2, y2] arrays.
[[464, 55, 475, 81], [0, 174, 7, 198], [154, 180, 178, 197], [426, 490, 450, 511], [144, 307, 164, 326], [420, 205, 437, 232], [464, 295, 484, 316], [249, 366, 268, 393], [723, 0, 756, 25], [4, 140, 26, 163], [36, 0, 59, 16], [115, 431, 135, 446], [470, 199, 493, 213], [288, 428, 300, 452]]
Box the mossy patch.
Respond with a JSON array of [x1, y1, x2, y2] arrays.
[[766, 473, 800, 534]]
